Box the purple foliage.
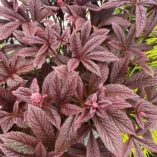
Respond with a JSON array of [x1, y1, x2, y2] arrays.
[[0, 0, 157, 157]]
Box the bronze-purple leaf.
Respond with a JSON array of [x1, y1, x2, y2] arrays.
[[27, 104, 54, 145], [86, 131, 101, 157]]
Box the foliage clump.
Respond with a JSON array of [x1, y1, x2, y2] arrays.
[[0, 0, 157, 157]]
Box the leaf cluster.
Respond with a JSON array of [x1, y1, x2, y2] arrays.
[[0, 0, 157, 157]]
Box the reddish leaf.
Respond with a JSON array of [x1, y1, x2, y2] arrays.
[[107, 110, 135, 134], [112, 23, 126, 45], [69, 26, 109, 76], [61, 104, 83, 116], [70, 31, 82, 57], [86, 132, 101, 157], [86, 50, 118, 62], [81, 59, 101, 76], [89, 63, 109, 92], [35, 142, 47, 157], [22, 22, 37, 36], [122, 139, 133, 157], [100, 15, 131, 27], [133, 141, 144, 157], [93, 113, 122, 156], [110, 57, 129, 83], [106, 97, 132, 110], [55, 116, 80, 152], [0, 111, 15, 133], [124, 70, 157, 88], [12, 87, 32, 103], [87, 29, 109, 41], [60, 73, 78, 102], [12, 0, 18, 12], [66, 143, 86, 157], [0, 132, 39, 156], [99, 0, 130, 10], [0, 55, 33, 87], [134, 137, 157, 152], [33, 44, 49, 68], [22, 35, 45, 45], [18, 47, 38, 57], [67, 58, 80, 71], [12, 56, 33, 74], [0, 1, 156, 157], [75, 76, 84, 101], [81, 20, 91, 45], [0, 101, 25, 133], [0, 6, 25, 21], [27, 104, 54, 145], [82, 35, 106, 54], [42, 72, 62, 100], [135, 4, 147, 37], [30, 78, 40, 93], [43, 68, 78, 104], [0, 21, 20, 40], [28, 0, 42, 21], [104, 84, 138, 99], [0, 144, 26, 157], [141, 64, 155, 77], [43, 105, 61, 129]]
